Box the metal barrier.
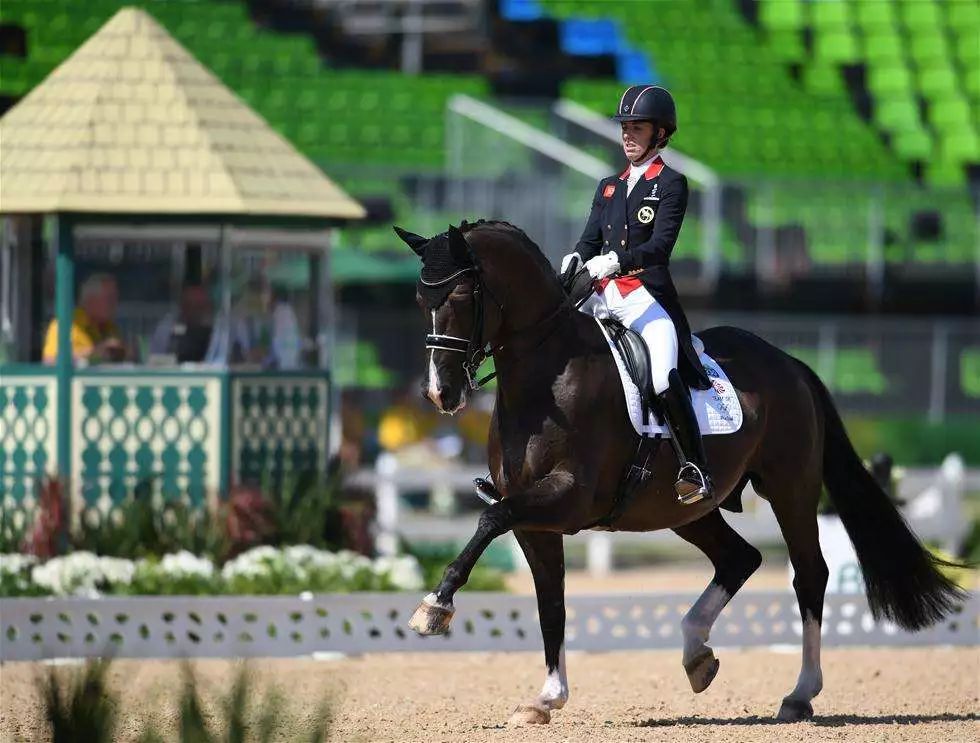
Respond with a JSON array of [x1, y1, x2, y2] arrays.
[[2, 590, 975, 661]]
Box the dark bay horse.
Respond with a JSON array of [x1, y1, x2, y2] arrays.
[[393, 220, 963, 725]]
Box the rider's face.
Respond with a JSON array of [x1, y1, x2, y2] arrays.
[[621, 121, 662, 163]]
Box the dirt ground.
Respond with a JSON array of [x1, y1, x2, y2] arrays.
[[2, 647, 977, 743]]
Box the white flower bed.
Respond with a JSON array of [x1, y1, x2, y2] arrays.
[[0, 553, 39, 594], [159, 550, 216, 580], [31, 552, 135, 598], [0, 546, 423, 597]]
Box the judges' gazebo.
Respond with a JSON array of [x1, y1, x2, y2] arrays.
[[0, 8, 365, 518]]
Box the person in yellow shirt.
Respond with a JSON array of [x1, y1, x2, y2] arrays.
[[42, 273, 126, 364]]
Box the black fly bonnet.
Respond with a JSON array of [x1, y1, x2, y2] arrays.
[[416, 230, 474, 310], [399, 224, 498, 389], [396, 221, 570, 391]]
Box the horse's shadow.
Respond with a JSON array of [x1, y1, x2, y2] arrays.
[[634, 712, 977, 728]]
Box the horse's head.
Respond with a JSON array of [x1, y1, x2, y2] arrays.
[[395, 220, 565, 414], [395, 223, 494, 414]]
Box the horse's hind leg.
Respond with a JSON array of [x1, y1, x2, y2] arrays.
[[508, 530, 567, 726], [766, 481, 829, 722], [672, 509, 762, 693]]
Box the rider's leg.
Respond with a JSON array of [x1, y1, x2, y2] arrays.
[[613, 287, 713, 502], [609, 285, 713, 502], [660, 368, 714, 503], [576, 288, 606, 319]]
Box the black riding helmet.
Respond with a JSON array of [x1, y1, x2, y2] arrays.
[[612, 84, 677, 148]]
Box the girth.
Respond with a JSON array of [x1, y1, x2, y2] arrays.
[[581, 434, 662, 530]]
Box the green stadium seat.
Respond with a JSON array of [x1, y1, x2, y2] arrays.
[[891, 128, 933, 161], [945, 1, 980, 29], [925, 157, 967, 187], [928, 98, 973, 131], [952, 32, 980, 69], [964, 67, 980, 102], [908, 32, 950, 67], [854, 0, 897, 31], [863, 30, 905, 64], [815, 30, 861, 64], [834, 349, 888, 395], [759, 0, 805, 31], [811, 1, 851, 30], [868, 62, 914, 98], [917, 64, 961, 101], [960, 349, 980, 398], [898, 0, 943, 29], [767, 29, 806, 62], [804, 62, 846, 96], [940, 131, 980, 162], [873, 96, 922, 132]]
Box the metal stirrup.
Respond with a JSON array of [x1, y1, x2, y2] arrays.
[[676, 461, 709, 505]]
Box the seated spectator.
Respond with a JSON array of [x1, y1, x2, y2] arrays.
[[42, 273, 126, 364], [268, 286, 302, 369], [149, 284, 215, 363]]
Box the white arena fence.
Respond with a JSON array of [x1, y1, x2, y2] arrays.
[[362, 454, 974, 575], [1, 591, 976, 662]]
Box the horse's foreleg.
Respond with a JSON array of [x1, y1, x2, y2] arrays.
[[509, 530, 566, 725], [672, 509, 762, 693], [409, 472, 580, 636]]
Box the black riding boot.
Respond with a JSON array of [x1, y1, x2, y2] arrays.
[[658, 368, 714, 504]]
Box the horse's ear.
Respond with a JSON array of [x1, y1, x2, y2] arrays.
[[447, 224, 472, 266], [393, 226, 427, 257]]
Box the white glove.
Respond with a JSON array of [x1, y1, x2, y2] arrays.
[[585, 252, 620, 280], [560, 252, 581, 274]]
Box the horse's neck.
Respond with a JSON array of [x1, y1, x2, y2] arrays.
[[493, 309, 602, 404]]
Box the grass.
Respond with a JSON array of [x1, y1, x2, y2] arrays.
[[37, 659, 334, 742]]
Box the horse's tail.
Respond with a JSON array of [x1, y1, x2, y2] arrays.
[[796, 359, 966, 631]]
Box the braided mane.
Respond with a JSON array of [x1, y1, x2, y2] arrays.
[[459, 219, 558, 281]]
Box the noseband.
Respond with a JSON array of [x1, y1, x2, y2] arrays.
[[422, 267, 498, 390]]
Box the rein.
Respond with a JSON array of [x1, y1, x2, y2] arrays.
[[423, 267, 570, 391]]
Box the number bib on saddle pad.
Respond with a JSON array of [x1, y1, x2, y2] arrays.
[[594, 320, 743, 438]]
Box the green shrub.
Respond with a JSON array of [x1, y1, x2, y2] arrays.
[[41, 659, 116, 743], [37, 659, 333, 742]]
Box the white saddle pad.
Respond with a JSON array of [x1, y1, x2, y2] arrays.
[[595, 320, 743, 438]]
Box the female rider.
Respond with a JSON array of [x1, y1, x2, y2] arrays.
[[560, 85, 714, 504]]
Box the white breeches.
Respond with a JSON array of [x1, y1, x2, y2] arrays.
[[579, 281, 678, 394]]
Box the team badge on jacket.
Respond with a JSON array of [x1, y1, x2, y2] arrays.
[[638, 205, 656, 224]]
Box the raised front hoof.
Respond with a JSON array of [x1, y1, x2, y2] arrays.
[[683, 648, 720, 693], [407, 599, 454, 636], [508, 704, 551, 726], [776, 697, 814, 722]]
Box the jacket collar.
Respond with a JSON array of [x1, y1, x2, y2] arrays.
[[618, 155, 665, 181]]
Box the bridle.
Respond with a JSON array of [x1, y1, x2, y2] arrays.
[[422, 264, 569, 391], [422, 267, 498, 390]]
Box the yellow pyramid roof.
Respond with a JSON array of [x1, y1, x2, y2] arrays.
[[0, 7, 365, 220]]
